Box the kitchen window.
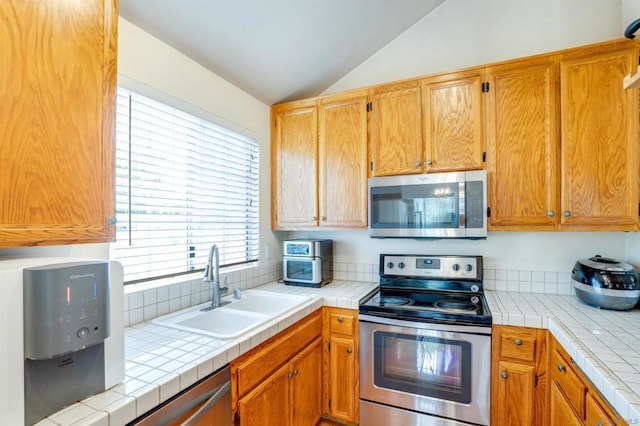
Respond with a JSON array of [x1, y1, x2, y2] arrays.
[[111, 87, 259, 283]]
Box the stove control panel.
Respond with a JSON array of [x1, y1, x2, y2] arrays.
[[381, 254, 482, 280]]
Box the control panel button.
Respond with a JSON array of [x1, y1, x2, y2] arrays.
[[398, 262, 405, 269], [77, 327, 90, 339], [387, 262, 394, 269], [452, 264, 460, 271], [465, 264, 473, 272]]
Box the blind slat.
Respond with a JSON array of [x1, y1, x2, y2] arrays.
[[111, 88, 260, 283]]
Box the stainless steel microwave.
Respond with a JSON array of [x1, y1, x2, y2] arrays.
[[368, 171, 487, 239]]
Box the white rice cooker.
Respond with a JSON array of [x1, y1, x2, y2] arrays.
[[571, 255, 640, 310]]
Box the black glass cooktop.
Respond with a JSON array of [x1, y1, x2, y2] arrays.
[[360, 288, 492, 326]]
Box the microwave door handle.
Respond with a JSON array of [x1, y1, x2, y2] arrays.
[[458, 182, 466, 228]]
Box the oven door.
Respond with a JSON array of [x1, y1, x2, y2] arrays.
[[282, 256, 321, 284], [359, 315, 491, 425]]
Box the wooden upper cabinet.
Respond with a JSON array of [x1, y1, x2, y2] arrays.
[[0, 0, 117, 246], [271, 100, 318, 229], [422, 70, 485, 172], [485, 57, 560, 231], [318, 90, 368, 228], [559, 41, 640, 230], [369, 81, 423, 176]]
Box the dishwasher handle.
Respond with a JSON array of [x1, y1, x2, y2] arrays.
[[182, 381, 231, 426]]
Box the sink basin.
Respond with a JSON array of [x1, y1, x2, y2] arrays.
[[152, 290, 312, 339]]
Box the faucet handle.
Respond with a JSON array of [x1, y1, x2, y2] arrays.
[[220, 276, 229, 291], [202, 265, 209, 279]]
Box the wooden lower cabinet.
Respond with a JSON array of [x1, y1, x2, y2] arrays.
[[231, 310, 323, 426], [322, 307, 359, 424], [548, 334, 627, 426], [491, 325, 548, 425], [550, 380, 583, 426]]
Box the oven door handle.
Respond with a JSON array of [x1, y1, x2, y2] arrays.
[[358, 314, 492, 336]]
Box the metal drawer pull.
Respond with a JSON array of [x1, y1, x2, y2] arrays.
[[557, 364, 565, 372], [563, 211, 571, 217], [347, 347, 353, 354], [183, 381, 231, 426], [416, 160, 422, 167], [546, 211, 555, 217], [337, 316, 344, 323], [500, 372, 508, 379], [514, 338, 522, 346]]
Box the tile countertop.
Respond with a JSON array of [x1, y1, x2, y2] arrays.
[[37, 280, 378, 426], [487, 290, 640, 424]]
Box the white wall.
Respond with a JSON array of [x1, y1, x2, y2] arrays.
[[307, 0, 637, 270], [0, 18, 283, 268], [325, 0, 622, 94]]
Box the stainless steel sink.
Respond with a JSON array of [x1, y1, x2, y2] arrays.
[[152, 290, 312, 339]]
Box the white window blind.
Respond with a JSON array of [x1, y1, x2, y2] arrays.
[[111, 87, 259, 283]]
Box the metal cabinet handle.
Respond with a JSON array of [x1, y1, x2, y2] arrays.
[[416, 160, 422, 167], [294, 368, 299, 376], [320, 216, 326, 221], [312, 216, 317, 221], [546, 211, 555, 217], [107, 215, 117, 225], [337, 316, 344, 323], [514, 338, 522, 346], [563, 211, 571, 217], [426, 160, 432, 165], [557, 364, 565, 372], [500, 372, 508, 379], [347, 347, 353, 354]]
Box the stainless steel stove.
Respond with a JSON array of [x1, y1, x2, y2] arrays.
[[359, 254, 492, 426], [360, 254, 491, 326]]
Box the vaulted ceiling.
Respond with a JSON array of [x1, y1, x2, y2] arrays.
[[119, 0, 445, 105]]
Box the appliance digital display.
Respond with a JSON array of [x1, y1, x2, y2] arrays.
[[416, 258, 440, 269]]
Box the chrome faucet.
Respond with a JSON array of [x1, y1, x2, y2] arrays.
[[202, 244, 229, 310]]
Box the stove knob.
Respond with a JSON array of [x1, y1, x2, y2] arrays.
[[387, 262, 394, 269], [471, 284, 480, 293], [398, 262, 405, 269], [465, 264, 473, 272], [452, 264, 460, 271]]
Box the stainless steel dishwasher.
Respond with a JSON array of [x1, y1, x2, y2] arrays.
[[130, 365, 231, 425]]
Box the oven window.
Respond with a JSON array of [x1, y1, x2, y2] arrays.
[[373, 331, 472, 404], [285, 260, 312, 281], [370, 183, 460, 230]]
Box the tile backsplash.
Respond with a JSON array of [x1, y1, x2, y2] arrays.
[[123, 259, 575, 326]]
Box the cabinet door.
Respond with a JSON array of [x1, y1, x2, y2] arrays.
[[318, 90, 368, 228], [327, 335, 357, 422], [585, 392, 617, 426], [549, 381, 583, 426], [422, 71, 484, 172], [494, 361, 535, 425], [271, 100, 318, 229], [369, 81, 423, 176], [485, 57, 560, 230], [290, 338, 322, 426], [237, 362, 291, 426], [0, 0, 117, 246], [559, 43, 639, 230]]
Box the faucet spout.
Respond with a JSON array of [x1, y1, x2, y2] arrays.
[[202, 244, 229, 310]]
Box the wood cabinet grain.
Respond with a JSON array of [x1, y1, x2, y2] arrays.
[[323, 307, 359, 424], [422, 70, 485, 172], [485, 56, 560, 231], [0, 0, 117, 246]]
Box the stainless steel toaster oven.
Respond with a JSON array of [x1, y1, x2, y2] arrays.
[[283, 239, 333, 287]]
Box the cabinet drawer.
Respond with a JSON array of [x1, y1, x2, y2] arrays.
[[550, 348, 586, 418], [233, 309, 322, 397], [328, 310, 356, 336], [499, 328, 537, 363]]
